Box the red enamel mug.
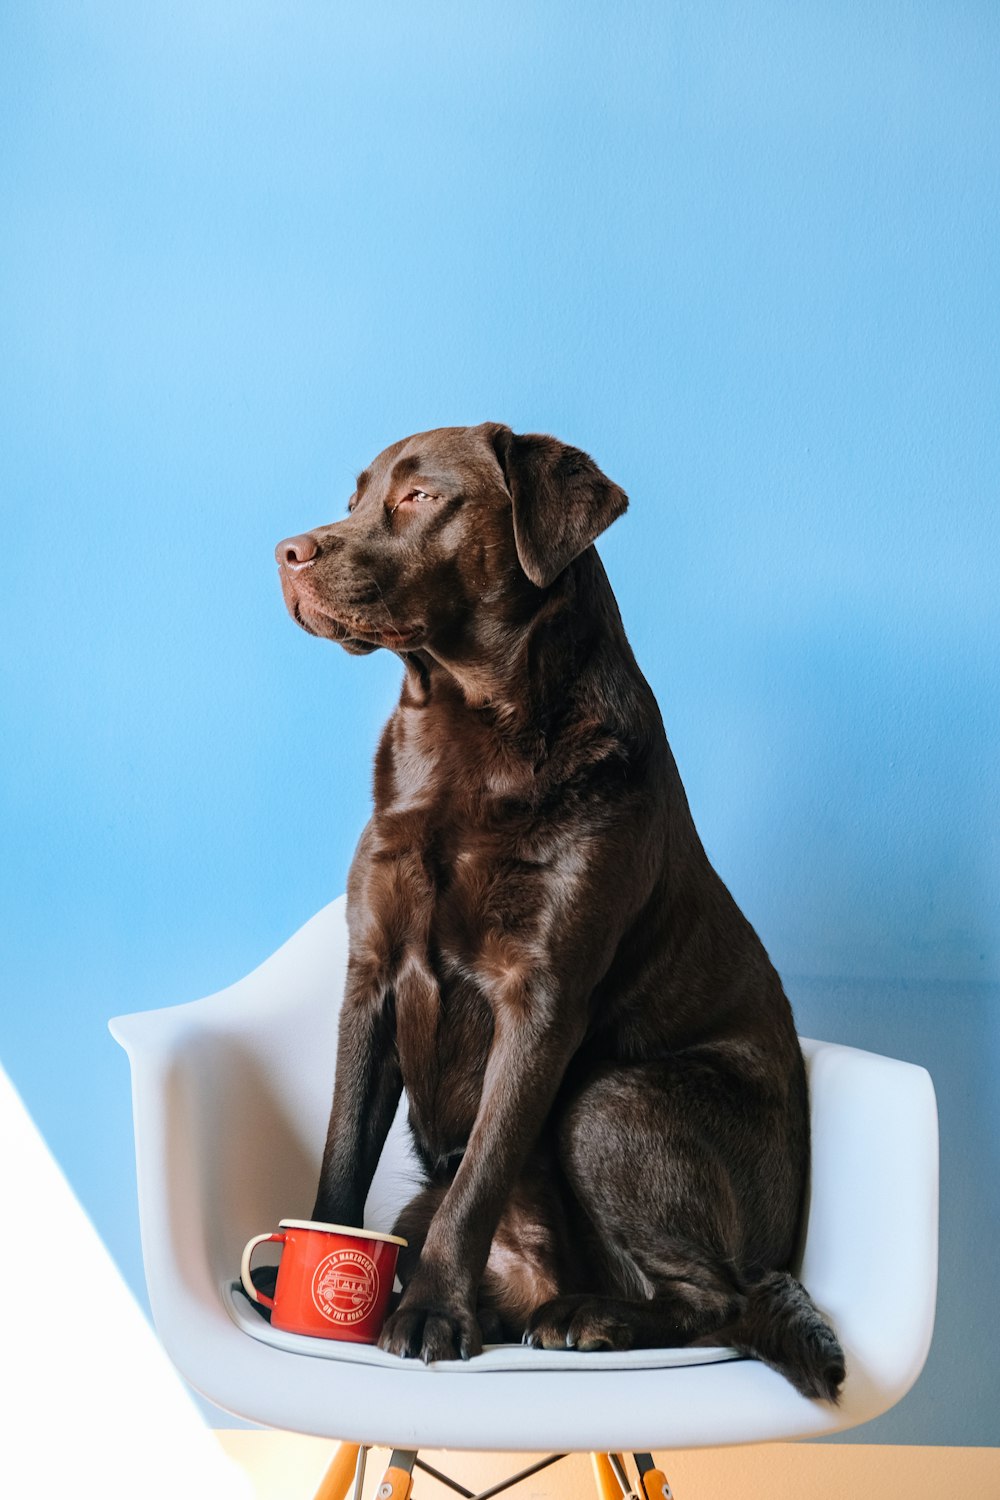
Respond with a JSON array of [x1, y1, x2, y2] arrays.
[[240, 1219, 407, 1344]]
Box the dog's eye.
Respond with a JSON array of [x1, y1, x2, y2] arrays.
[[387, 487, 440, 518], [389, 488, 435, 514]]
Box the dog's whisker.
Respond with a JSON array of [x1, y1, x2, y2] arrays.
[[367, 573, 401, 632]]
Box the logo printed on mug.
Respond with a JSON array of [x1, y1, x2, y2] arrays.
[[311, 1247, 380, 1325]]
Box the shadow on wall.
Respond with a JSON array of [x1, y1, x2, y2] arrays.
[[166, 1037, 322, 1288]]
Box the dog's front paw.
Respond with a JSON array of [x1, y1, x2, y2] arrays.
[[378, 1298, 483, 1363]]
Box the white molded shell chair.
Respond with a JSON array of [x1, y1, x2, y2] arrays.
[[110, 895, 938, 1466]]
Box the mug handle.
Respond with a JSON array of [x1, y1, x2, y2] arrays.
[[240, 1232, 286, 1310]]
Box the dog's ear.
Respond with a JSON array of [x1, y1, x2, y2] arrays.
[[485, 424, 628, 588]]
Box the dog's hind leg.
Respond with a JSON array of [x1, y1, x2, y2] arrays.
[[527, 1094, 748, 1353], [535, 1057, 785, 1351], [555, 1054, 804, 1280], [538, 1056, 843, 1398]]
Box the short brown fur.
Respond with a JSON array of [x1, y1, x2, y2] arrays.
[[275, 422, 844, 1399]]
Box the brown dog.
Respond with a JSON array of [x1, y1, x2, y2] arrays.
[[275, 423, 845, 1399]]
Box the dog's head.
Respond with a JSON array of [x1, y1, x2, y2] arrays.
[[275, 423, 627, 656]]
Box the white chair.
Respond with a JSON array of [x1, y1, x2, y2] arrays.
[[110, 896, 938, 1500]]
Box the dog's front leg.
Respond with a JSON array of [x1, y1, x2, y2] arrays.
[[311, 958, 402, 1227], [379, 998, 585, 1362]]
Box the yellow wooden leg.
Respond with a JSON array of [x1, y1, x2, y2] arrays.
[[591, 1453, 623, 1500], [313, 1443, 363, 1500], [374, 1459, 414, 1500], [639, 1469, 673, 1500], [636, 1459, 674, 1500]]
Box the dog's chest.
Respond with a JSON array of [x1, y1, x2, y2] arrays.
[[374, 799, 550, 968], [365, 803, 553, 1158], [364, 701, 561, 1153], [375, 702, 550, 956]]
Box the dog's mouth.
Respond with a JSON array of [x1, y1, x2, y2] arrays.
[[308, 608, 423, 653], [340, 621, 424, 652], [281, 571, 423, 654]]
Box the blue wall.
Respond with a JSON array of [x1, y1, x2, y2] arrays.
[[2, 1, 997, 1443]]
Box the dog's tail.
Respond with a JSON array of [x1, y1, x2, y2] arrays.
[[725, 1271, 845, 1402]]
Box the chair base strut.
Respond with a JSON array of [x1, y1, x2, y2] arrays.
[[313, 1444, 674, 1500]]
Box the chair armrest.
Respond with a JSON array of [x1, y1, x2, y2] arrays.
[[797, 1038, 938, 1411]]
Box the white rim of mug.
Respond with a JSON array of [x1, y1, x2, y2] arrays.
[[278, 1218, 408, 1247]]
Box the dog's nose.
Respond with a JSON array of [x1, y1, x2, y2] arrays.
[[276, 533, 319, 568]]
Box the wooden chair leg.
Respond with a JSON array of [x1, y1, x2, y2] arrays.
[[313, 1443, 364, 1500], [591, 1453, 624, 1500], [374, 1449, 416, 1500], [634, 1453, 674, 1500]]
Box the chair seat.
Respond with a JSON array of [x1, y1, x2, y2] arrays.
[[224, 1278, 741, 1373], [111, 895, 938, 1451]]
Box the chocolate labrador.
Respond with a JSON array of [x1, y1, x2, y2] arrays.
[[275, 423, 845, 1399]]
